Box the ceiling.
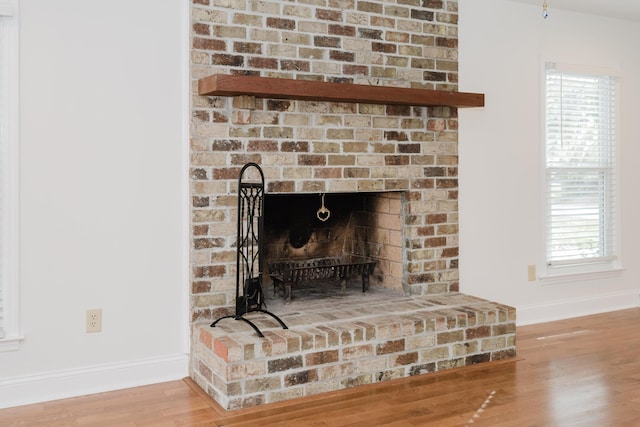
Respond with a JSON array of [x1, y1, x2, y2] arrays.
[[509, 0, 640, 22]]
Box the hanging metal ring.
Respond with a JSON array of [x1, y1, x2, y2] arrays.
[[317, 193, 331, 222]]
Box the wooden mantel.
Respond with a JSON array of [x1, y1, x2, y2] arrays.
[[198, 74, 484, 108]]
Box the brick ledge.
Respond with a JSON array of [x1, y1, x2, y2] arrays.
[[191, 292, 516, 410]]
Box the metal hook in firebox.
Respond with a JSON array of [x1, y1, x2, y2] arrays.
[[317, 193, 331, 222]]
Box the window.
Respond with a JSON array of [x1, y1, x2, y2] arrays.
[[544, 62, 618, 275], [0, 0, 19, 348]]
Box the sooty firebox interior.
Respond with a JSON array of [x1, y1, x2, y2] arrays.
[[262, 191, 404, 299]]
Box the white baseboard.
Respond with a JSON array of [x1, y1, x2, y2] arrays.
[[516, 289, 640, 326], [0, 353, 189, 409]]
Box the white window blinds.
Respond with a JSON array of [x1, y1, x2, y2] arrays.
[[544, 63, 618, 268]]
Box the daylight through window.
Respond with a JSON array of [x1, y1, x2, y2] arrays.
[[544, 63, 618, 269]]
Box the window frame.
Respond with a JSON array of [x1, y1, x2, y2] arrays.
[[0, 0, 21, 351], [541, 61, 622, 283]]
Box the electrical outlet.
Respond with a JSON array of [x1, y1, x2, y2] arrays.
[[527, 265, 536, 282], [86, 309, 102, 333]]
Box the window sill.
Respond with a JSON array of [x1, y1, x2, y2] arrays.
[[0, 335, 24, 352], [540, 268, 624, 286]]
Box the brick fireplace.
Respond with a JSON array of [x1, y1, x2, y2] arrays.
[[189, 0, 515, 410]]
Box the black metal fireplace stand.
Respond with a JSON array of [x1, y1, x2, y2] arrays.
[[210, 162, 288, 337]]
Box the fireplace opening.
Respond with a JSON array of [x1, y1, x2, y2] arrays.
[[262, 191, 405, 305]]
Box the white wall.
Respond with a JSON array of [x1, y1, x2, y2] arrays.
[[458, 0, 640, 324], [0, 0, 188, 408]]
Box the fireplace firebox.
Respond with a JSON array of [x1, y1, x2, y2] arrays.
[[263, 192, 405, 298]]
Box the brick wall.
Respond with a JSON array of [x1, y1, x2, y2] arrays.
[[190, 0, 461, 321]]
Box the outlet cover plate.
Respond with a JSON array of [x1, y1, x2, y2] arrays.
[[527, 265, 536, 282], [86, 309, 102, 333]]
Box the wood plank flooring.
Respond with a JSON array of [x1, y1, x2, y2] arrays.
[[2, 308, 640, 426]]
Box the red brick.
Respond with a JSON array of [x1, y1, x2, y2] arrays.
[[248, 140, 278, 152], [442, 247, 459, 257], [193, 238, 224, 249], [285, 369, 318, 386], [342, 344, 374, 360], [411, 10, 434, 21], [193, 37, 225, 51], [395, 352, 418, 366], [213, 54, 243, 66], [212, 167, 242, 179], [268, 356, 303, 373], [281, 141, 309, 152], [424, 71, 447, 81], [267, 100, 293, 112], [436, 178, 458, 189], [492, 323, 516, 336], [436, 37, 458, 48], [372, 42, 397, 54], [398, 144, 421, 153], [248, 57, 278, 69], [199, 329, 212, 350], [192, 281, 211, 294], [384, 130, 409, 141], [281, 60, 310, 72], [344, 65, 369, 75], [213, 338, 229, 361], [466, 326, 491, 340], [193, 265, 225, 278], [314, 36, 340, 48], [230, 154, 262, 165], [385, 155, 410, 166], [329, 24, 356, 37], [211, 140, 242, 151], [267, 17, 295, 30], [316, 9, 342, 21], [198, 360, 213, 381], [267, 181, 295, 193], [234, 42, 262, 54], [412, 178, 435, 189], [192, 225, 208, 236], [330, 50, 355, 62], [377, 339, 405, 355], [192, 23, 210, 36], [192, 196, 209, 208], [437, 330, 464, 344], [358, 28, 382, 40], [299, 155, 326, 166], [305, 350, 340, 366], [314, 168, 342, 179]]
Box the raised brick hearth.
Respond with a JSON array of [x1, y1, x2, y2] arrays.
[[193, 290, 515, 410]]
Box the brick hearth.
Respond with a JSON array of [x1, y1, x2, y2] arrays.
[[192, 290, 515, 410]]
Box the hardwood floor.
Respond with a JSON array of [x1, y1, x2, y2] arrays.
[[2, 308, 640, 426]]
